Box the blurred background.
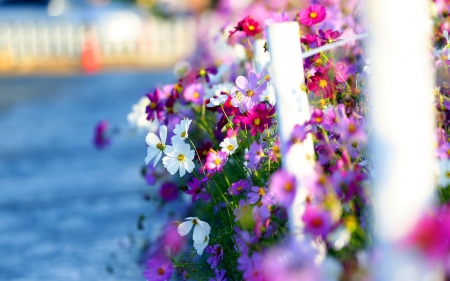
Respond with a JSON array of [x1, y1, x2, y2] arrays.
[[0, 0, 211, 280]]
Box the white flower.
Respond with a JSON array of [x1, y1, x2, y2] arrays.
[[144, 125, 167, 167], [207, 94, 228, 107], [205, 82, 233, 99], [127, 96, 156, 131], [220, 137, 238, 155], [194, 235, 210, 255], [173, 118, 192, 141], [162, 139, 195, 177], [173, 61, 191, 78], [260, 83, 276, 105], [177, 217, 211, 255]]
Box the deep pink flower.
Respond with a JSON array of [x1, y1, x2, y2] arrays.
[[307, 72, 332, 98], [205, 150, 228, 173], [184, 83, 203, 105], [269, 169, 296, 207], [228, 179, 251, 195], [317, 29, 343, 46], [161, 223, 186, 256], [229, 16, 262, 37], [310, 108, 324, 124], [143, 255, 174, 281], [159, 182, 178, 202], [93, 120, 110, 149], [185, 177, 210, 202], [298, 4, 326, 27], [241, 104, 275, 135], [335, 62, 350, 83], [146, 89, 165, 122], [301, 204, 332, 237], [205, 244, 224, 269]]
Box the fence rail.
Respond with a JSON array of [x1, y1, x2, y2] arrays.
[[0, 17, 197, 73]]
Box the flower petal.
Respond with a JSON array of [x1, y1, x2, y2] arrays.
[[145, 147, 160, 164], [145, 133, 160, 146], [153, 151, 162, 167], [193, 224, 205, 243], [160, 125, 168, 144], [179, 163, 186, 177], [235, 76, 250, 91], [177, 220, 193, 236], [248, 72, 258, 89]]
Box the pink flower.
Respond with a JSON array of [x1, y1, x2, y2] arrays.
[[301, 204, 332, 237], [241, 104, 275, 136], [205, 150, 228, 173], [317, 29, 342, 46], [229, 16, 262, 37], [183, 83, 204, 105], [264, 12, 290, 27], [298, 4, 326, 27], [307, 72, 332, 98], [159, 182, 178, 202], [335, 117, 367, 143], [146, 89, 165, 122], [269, 169, 296, 207], [231, 72, 267, 113]]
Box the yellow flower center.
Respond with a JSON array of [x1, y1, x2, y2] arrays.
[[237, 186, 243, 191], [446, 171, 450, 178], [348, 123, 356, 133], [315, 117, 322, 123], [264, 74, 270, 81], [193, 92, 199, 99], [181, 131, 187, 138], [254, 118, 261, 126], [310, 12, 318, 19], [178, 154, 185, 161], [227, 144, 234, 151], [314, 58, 323, 67], [157, 268, 165, 275], [243, 206, 248, 212], [150, 102, 157, 109], [236, 91, 243, 101], [214, 158, 221, 165], [319, 79, 328, 88], [199, 69, 206, 77], [446, 149, 450, 156], [258, 187, 266, 196], [192, 219, 197, 225], [156, 143, 165, 150], [246, 90, 255, 97], [284, 182, 294, 191], [248, 25, 255, 31]]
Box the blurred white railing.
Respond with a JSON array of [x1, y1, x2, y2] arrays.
[[0, 17, 196, 73]]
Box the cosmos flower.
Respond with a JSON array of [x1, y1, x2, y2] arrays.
[[308, 72, 332, 98], [177, 217, 211, 244], [220, 137, 238, 155], [205, 150, 228, 173], [229, 16, 262, 37], [145, 125, 167, 167], [184, 83, 204, 105], [241, 103, 275, 136], [127, 96, 155, 131], [146, 89, 165, 122], [159, 182, 178, 202], [298, 4, 326, 27], [231, 72, 267, 112], [228, 179, 251, 195], [233, 199, 251, 221], [317, 29, 343, 46], [301, 204, 332, 237], [205, 244, 224, 269], [196, 67, 218, 83], [173, 118, 192, 141], [207, 94, 229, 107], [162, 138, 195, 177], [269, 169, 297, 207], [143, 255, 174, 281]]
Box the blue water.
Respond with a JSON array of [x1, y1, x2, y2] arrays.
[[0, 71, 173, 281]]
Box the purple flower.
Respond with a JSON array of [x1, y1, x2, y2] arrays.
[[233, 199, 251, 221], [247, 142, 265, 169], [238, 253, 265, 281], [93, 120, 110, 149], [269, 170, 296, 207], [437, 128, 448, 147], [252, 194, 274, 221], [205, 150, 228, 173], [228, 179, 251, 195], [197, 67, 218, 83], [185, 177, 210, 202], [159, 182, 178, 202], [209, 269, 227, 281], [234, 227, 258, 253], [301, 204, 332, 237], [317, 29, 343, 46], [288, 122, 312, 150], [184, 83, 204, 105], [143, 255, 174, 281], [247, 186, 267, 205], [146, 89, 165, 122], [205, 244, 224, 269], [230, 72, 267, 112], [335, 117, 367, 143], [438, 142, 450, 160]]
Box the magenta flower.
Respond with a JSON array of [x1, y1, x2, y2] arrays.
[[298, 4, 326, 27], [317, 29, 343, 46], [334, 62, 350, 83], [209, 269, 227, 281], [241, 103, 275, 136], [307, 72, 332, 98], [205, 150, 228, 173], [269, 170, 296, 207], [146, 89, 165, 122], [310, 108, 324, 124], [161, 223, 186, 256], [335, 117, 367, 143], [93, 120, 110, 149], [159, 182, 178, 202], [231, 72, 267, 113], [228, 179, 251, 195], [205, 244, 224, 269], [229, 16, 262, 37], [196, 67, 218, 83], [301, 204, 332, 237], [238, 253, 265, 281], [143, 255, 174, 281], [322, 105, 345, 131], [184, 83, 204, 105]]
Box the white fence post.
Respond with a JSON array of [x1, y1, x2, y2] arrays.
[[369, 0, 441, 279], [267, 22, 315, 235]]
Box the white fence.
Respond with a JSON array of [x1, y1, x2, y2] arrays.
[[0, 17, 196, 73]]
